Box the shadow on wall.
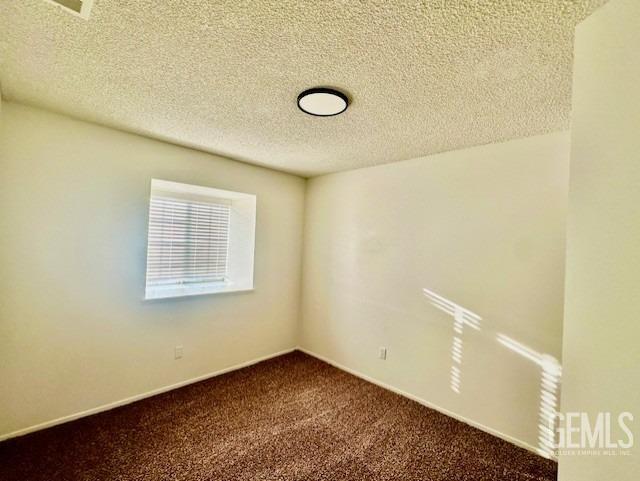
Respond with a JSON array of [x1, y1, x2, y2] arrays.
[[422, 288, 562, 459]]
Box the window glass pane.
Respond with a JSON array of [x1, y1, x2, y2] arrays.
[[144, 179, 256, 300], [145, 196, 231, 287]]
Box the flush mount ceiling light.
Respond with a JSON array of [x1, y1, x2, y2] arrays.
[[297, 88, 349, 117]]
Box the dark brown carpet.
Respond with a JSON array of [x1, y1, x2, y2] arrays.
[[0, 351, 556, 481]]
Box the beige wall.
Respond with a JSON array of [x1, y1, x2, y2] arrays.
[[0, 103, 305, 438], [300, 132, 570, 452], [0, 104, 573, 456], [559, 0, 640, 478]]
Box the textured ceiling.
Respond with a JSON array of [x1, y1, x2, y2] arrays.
[[0, 1, 604, 176]]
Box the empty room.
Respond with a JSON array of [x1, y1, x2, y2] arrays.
[[0, 1, 638, 480]]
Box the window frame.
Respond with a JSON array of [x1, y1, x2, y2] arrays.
[[144, 179, 256, 300]]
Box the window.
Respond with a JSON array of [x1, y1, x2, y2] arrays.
[[144, 179, 256, 299]]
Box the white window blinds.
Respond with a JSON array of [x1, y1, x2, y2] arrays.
[[145, 196, 231, 288]]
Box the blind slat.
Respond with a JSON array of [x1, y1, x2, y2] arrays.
[[145, 195, 231, 287]]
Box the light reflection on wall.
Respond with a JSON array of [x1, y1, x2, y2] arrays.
[[423, 288, 481, 394], [497, 334, 562, 459]]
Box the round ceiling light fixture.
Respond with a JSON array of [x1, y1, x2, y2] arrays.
[[297, 87, 349, 117]]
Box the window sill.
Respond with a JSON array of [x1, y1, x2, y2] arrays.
[[144, 282, 254, 300]]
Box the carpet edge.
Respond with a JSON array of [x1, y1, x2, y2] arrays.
[[296, 346, 547, 459], [0, 347, 296, 442]]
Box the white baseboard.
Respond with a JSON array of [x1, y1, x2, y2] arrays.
[[0, 347, 296, 442], [296, 346, 542, 457], [2, 345, 543, 459]]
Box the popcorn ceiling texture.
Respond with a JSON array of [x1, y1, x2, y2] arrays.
[[0, 1, 605, 176]]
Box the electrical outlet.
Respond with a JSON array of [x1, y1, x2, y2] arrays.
[[379, 346, 387, 360], [174, 345, 183, 360]]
